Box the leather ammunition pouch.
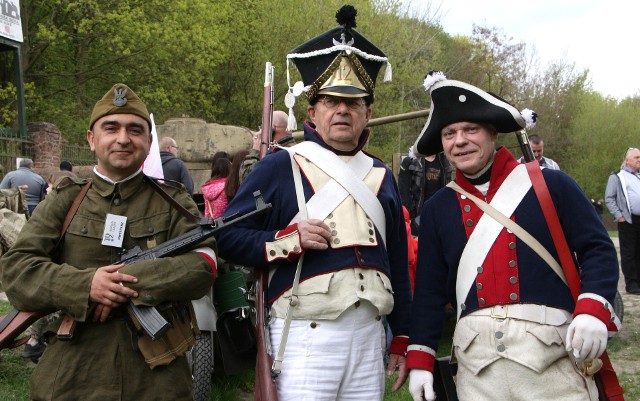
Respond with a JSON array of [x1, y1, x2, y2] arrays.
[[127, 301, 200, 369]]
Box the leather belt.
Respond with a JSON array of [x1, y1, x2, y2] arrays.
[[468, 304, 572, 326]]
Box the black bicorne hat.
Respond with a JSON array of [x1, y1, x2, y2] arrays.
[[413, 71, 526, 156], [285, 5, 391, 105]]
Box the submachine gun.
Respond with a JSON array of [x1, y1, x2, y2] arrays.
[[0, 192, 271, 348]]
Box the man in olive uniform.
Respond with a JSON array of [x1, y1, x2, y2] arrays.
[[0, 84, 217, 400]]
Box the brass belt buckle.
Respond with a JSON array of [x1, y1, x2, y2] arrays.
[[490, 305, 508, 319]]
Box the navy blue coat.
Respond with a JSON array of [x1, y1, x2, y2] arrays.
[[217, 122, 412, 336]]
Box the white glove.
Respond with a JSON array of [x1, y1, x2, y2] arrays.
[[409, 369, 436, 401], [566, 314, 608, 361]]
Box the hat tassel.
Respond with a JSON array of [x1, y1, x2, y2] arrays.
[[287, 107, 297, 132], [383, 61, 392, 82]]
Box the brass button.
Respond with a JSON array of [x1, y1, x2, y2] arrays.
[[477, 266, 484, 274], [334, 238, 341, 245], [466, 219, 474, 227], [509, 276, 518, 284], [80, 227, 88, 235], [148, 226, 154, 234], [463, 205, 471, 212], [476, 283, 483, 290], [282, 249, 288, 255], [113, 198, 121, 206], [354, 300, 361, 308], [310, 322, 317, 328], [331, 230, 337, 236], [479, 298, 486, 305], [508, 260, 516, 268], [508, 242, 516, 249], [510, 293, 518, 301], [368, 229, 374, 235], [330, 222, 336, 228], [497, 344, 506, 352], [269, 250, 276, 256], [495, 331, 503, 339]]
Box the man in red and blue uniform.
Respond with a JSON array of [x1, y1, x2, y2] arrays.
[[406, 73, 620, 401]]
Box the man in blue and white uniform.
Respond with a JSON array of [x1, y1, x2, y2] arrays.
[[217, 6, 411, 401]]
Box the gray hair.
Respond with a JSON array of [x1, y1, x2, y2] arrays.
[[19, 158, 33, 168]]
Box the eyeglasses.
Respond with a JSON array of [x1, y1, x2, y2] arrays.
[[317, 96, 366, 111]]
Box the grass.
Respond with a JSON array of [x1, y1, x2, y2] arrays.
[[1, 297, 638, 401]]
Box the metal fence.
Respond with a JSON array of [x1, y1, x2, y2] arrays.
[[61, 143, 95, 166]]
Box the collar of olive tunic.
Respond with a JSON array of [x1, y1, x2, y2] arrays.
[[91, 168, 146, 199]]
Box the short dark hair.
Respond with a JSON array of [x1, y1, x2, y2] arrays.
[[60, 161, 73, 171], [528, 134, 542, 145]]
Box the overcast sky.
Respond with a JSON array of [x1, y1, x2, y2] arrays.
[[412, 0, 636, 100]]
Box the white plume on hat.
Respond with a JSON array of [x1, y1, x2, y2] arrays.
[[423, 71, 447, 91], [521, 108, 537, 131]]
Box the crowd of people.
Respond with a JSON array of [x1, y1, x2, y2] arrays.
[[0, 5, 630, 401]]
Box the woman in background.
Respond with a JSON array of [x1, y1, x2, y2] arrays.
[[201, 157, 231, 218]]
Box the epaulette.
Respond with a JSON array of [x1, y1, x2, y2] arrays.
[[54, 176, 90, 192]]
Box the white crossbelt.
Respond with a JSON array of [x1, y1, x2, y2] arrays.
[[286, 141, 387, 244], [468, 304, 572, 326], [450, 164, 532, 320]]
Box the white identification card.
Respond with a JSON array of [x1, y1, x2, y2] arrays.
[[102, 214, 127, 248]]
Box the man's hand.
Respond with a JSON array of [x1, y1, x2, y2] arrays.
[[298, 219, 332, 251], [89, 264, 138, 321], [386, 353, 408, 392], [409, 369, 436, 401], [252, 133, 261, 151], [566, 314, 608, 361]]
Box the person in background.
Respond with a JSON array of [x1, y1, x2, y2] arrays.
[[240, 110, 296, 183], [0, 83, 216, 400], [407, 72, 620, 401], [224, 149, 250, 204], [201, 157, 231, 218], [398, 146, 452, 235], [518, 133, 560, 170], [59, 161, 74, 173], [0, 158, 46, 216], [605, 147, 640, 294], [159, 136, 194, 196], [216, 6, 411, 399]]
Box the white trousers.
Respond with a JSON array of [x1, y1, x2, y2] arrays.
[[269, 301, 386, 401]]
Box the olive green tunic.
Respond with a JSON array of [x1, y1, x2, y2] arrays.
[[1, 172, 216, 401]]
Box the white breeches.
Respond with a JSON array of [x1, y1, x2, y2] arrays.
[[269, 301, 386, 401], [454, 315, 598, 401]]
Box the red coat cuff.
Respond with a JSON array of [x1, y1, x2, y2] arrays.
[[406, 349, 435, 372], [574, 297, 617, 332], [388, 335, 409, 356]]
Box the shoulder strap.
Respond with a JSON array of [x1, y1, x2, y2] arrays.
[[525, 163, 581, 301], [61, 181, 91, 237], [145, 176, 199, 224]]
